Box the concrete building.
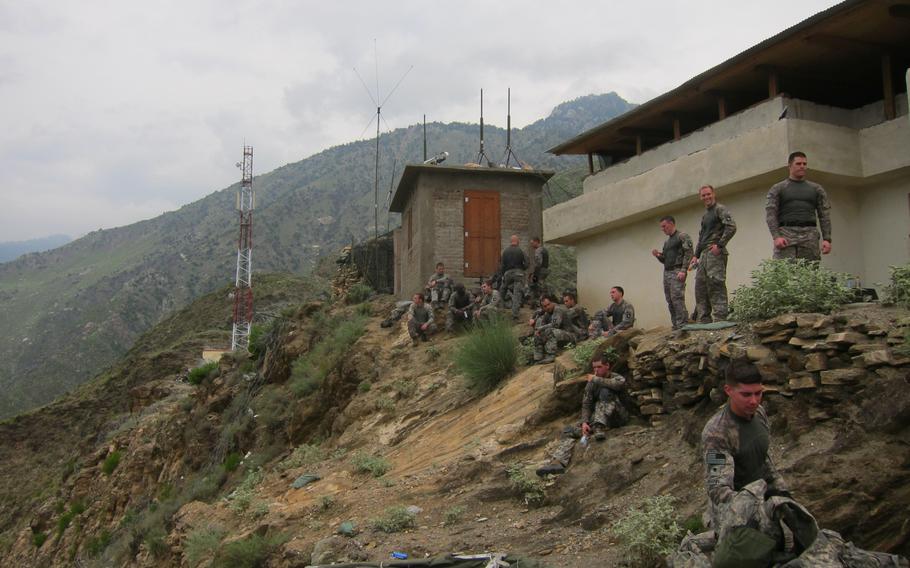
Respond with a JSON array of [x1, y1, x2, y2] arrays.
[[545, 0, 910, 328], [390, 164, 553, 298]]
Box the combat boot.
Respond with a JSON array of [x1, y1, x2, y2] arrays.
[[593, 424, 607, 441]]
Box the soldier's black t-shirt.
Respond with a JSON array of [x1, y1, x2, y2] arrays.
[[731, 410, 772, 491]]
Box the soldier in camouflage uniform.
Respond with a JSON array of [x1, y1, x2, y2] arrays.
[[499, 234, 528, 320], [536, 353, 628, 476], [588, 286, 635, 338], [532, 295, 577, 364], [445, 283, 474, 332], [562, 291, 589, 341], [472, 279, 503, 322], [689, 185, 736, 322], [406, 293, 437, 345], [528, 237, 550, 306], [652, 215, 694, 329], [425, 262, 454, 308], [766, 152, 832, 262]]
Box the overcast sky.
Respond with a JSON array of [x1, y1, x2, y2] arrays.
[[0, 0, 839, 242]]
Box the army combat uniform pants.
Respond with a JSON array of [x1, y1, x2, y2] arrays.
[[773, 226, 821, 262], [502, 268, 526, 319], [663, 269, 689, 329], [694, 249, 729, 322], [533, 328, 575, 360], [407, 319, 437, 340], [549, 396, 628, 466]]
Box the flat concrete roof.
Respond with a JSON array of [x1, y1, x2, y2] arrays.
[[549, 0, 910, 158], [388, 164, 554, 213]]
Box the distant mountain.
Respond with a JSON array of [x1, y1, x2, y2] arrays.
[[0, 92, 635, 418], [0, 234, 71, 263]]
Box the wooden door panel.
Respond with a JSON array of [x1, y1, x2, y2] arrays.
[[464, 190, 500, 277]]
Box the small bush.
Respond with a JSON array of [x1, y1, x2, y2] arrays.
[[358, 380, 372, 393], [85, 530, 111, 557], [290, 315, 366, 397], [144, 525, 168, 558], [355, 302, 373, 316], [188, 361, 219, 385], [247, 322, 270, 359], [350, 452, 390, 477], [319, 495, 335, 511], [370, 506, 416, 533], [346, 283, 374, 304], [443, 506, 466, 526], [211, 533, 285, 568], [102, 451, 122, 476], [454, 318, 519, 392], [32, 532, 47, 548], [278, 444, 325, 471], [373, 395, 395, 411], [226, 468, 263, 513], [730, 259, 853, 321], [506, 464, 545, 507], [681, 514, 705, 535], [184, 525, 226, 567], [392, 379, 417, 399], [883, 263, 910, 309], [572, 338, 611, 369], [223, 452, 242, 472], [611, 495, 683, 567]]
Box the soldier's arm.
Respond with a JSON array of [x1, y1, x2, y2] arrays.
[[705, 447, 737, 506], [615, 305, 635, 331], [718, 205, 737, 247], [816, 185, 832, 242], [765, 185, 782, 239], [681, 233, 695, 264], [591, 373, 626, 392], [580, 381, 596, 424]]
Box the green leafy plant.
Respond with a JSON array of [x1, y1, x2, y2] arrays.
[[346, 283, 374, 305], [319, 495, 335, 511], [102, 450, 122, 476], [883, 263, 910, 309], [184, 525, 226, 567], [370, 506, 416, 533], [730, 259, 853, 321], [247, 322, 270, 359], [32, 531, 47, 548], [454, 318, 519, 392], [278, 444, 326, 471], [85, 530, 111, 557], [226, 468, 263, 513], [373, 395, 395, 411], [392, 378, 417, 399], [290, 315, 366, 397], [506, 464, 545, 507], [222, 452, 242, 472], [443, 506, 466, 526], [355, 302, 373, 316], [350, 451, 390, 477], [572, 339, 617, 369], [211, 533, 286, 568], [611, 495, 683, 567], [357, 380, 372, 393], [188, 361, 219, 385]]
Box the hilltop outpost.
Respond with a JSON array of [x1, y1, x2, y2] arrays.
[[545, 0, 910, 327]]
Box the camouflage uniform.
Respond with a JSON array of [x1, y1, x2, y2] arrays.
[[549, 373, 629, 467], [426, 271, 453, 306], [500, 244, 528, 319], [529, 245, 550, 303], [474, 289, 503, 321], [445, 289, 474, 331], [380, 301, 412, 328], [655, 230, 694, 329], [564, 304, 590, 341], [533, 304, 576, 361], [407, 302, 437, 341], [765, 179, 832, 262], [694, 203, 736, 322], [588, 299, 635, 338]]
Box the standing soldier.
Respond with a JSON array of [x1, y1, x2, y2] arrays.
[[500, 234, 528, 321], [689, 185, 736, 323], [765, 151, 832, 261], [528, 237, 550, 306], [652, 215, 694, 330]]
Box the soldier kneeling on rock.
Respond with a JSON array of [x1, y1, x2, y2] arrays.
[[536, 352, 629, 476]]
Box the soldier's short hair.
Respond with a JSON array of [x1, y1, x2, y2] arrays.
[[454, 283, 465, 294], [540, 293, 556, 304], [659, 215, 676, 224], [436, 262, 445, 269], [413, 292, 425, 302], [482, 279, 494, 287], [531, 236, 541, 243], [788, 151, 807, 164], [563, 291, 577, 303], [612, 286, 624, 296], [725, 358, 762, 385], [699, 184, 715, 194]]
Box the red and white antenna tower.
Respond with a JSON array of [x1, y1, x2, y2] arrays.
[[231, 145, 254, 351]]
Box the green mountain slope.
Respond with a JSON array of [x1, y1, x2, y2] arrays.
[[0, 92, 635, 418]]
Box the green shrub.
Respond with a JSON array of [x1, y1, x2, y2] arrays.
[[184, 525, 226, 567], [443, 506, 466, 526], [188, 361, 219, 385], [681, 514, 705, 535], [730, 259, 853, 321], [290, 315, 366, 397], [454, 319, 519, 392], [102, 451, 122, 476], [212, 534, 285, 568], [358, 380, 372, 393], [883, 263, 910, 309], [373, 395, 395, 411], [278, 444, 325, 471], [346, 283, 374, 304], [572, 339, 616, 369], [506, 464, 545, 507], [227, 468, 263, 513], [392, 379, 417, 399], [32, 532, 47, 548], [370, 506, 416, 533], [319, 495, 335, 511], [355, 302, 373, 316], [350, 452, 390, 477], [611, 495, 683, 567], [144, 525, 168, 558], [85, 530, 111, 557], [222, 452, 242, 472], [247, 323, 270, 359]]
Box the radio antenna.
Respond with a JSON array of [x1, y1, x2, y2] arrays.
[[501, 88, 523, 168], [475, 88, 493, 167]]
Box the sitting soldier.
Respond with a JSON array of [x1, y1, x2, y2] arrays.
[[589, 286, 636, 338], [445, 283, 474, 332], [533, 294, 578, 364], [407, 293, 437, 345], [473, 279, 503, 322], [536, 353, 629, 476], [562, 291, 590, 342], [425, 262, 453, 309]]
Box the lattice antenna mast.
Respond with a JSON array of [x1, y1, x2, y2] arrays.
[[501, 88, 523, 168], [231, 145, 254, 351], [475, 88, 493, 167]]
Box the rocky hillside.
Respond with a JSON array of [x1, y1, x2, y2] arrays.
[[0, 92, 635, 419], [0, 273, 906, 567]]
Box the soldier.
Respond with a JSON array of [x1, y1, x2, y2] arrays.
[[406, 293, 437, 346], [499, 234, 528, 321], [765, 151, 832, 261], [588, 286, 635, 338], [425, 262, 453, 309], [689, 185, 736, 323], [652, 215, 694, 330], [472, 279, 503, 321], [536, 353, 628, 476], [532, 295, 576, 364], [562, 291, 589, 341], [445, 283, 474, 332], [528, 237, 550, 305]]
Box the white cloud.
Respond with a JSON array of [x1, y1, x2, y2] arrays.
[[0, 0, 838, 240]]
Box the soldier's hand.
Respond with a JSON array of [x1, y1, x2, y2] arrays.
[[821, 240, 832, 255], [773, 237, 788, 249], [710, 244, 721, 256], [651, 248, 660, 258], [677, 271, 686, 282], [581, 422, 592, 436], [689, 256, 698, 269]]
